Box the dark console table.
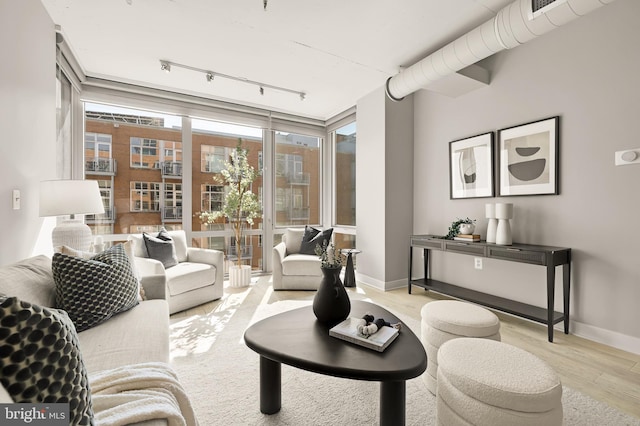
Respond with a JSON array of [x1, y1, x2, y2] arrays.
[[408, 235, 571, 342]]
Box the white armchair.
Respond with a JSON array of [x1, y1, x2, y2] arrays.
[[272, 228, 323, 290], [129, 230, 224, 314]]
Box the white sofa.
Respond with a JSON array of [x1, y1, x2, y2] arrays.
[[0, 254, 172, 426], [272, 228, 323, 290], [129, 230, 224, 314]]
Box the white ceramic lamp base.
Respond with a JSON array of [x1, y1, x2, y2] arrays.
[[51, 219, 93, 252]]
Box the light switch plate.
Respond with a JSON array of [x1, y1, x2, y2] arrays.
[[12, 189, 20, 210]]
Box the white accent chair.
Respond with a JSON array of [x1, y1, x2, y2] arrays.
[[272, 228, 322, 290], [129, 230, 224, 314]]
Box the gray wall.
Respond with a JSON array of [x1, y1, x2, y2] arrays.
[[0, 0, 56, 265], [356, 87, 414, 289], [412, 0, 639, 352]]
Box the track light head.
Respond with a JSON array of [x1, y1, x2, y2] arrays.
[[259, 86, 264, 96], [160, 61, 171, 73], [206, 72, 214, 83], [299, 93, 306, 101]]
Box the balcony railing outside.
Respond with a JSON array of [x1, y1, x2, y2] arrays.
[[86, 207, 116, 223], [286, 172, 310, 184], [162, 161, 182, 178], [290, 207, 310, 220], [226, 245, 253, 263], [162, 206, 182, 221], [85, 158, 117, 175]]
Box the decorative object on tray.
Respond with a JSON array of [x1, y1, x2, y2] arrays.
[[453, 234, 481, 242], [196, 139, 262, 288], [329, 314, 401, 352], [495, 203, 513, 245], [445, 217, 476, 240], [498, 116, 559, 196], [313, 241, 350, 324], [485, 203, 498, 243], [449, 132, 495, 199]]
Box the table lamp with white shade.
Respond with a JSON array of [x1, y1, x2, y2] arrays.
[[39, 179, 105, 251]]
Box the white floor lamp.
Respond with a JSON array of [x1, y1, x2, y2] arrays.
[[39, 180, 105, 252]]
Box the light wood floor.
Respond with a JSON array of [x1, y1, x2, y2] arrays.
[[173, 277, 640, 420]]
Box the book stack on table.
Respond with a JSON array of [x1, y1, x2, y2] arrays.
[[329, 317, 399, 352], [453, 234, 481, 242]]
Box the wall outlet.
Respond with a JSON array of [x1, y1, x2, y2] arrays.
[[474, 257, 483, 270]]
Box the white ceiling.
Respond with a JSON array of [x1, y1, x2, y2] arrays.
[[42, 0, 514, 121]]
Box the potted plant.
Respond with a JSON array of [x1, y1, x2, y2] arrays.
[[445, 217, 476, 239], [197, 139, 261, 287]]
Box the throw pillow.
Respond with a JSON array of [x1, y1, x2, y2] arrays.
[[52, 244, 139, 332], [143, 229, 178, 269], [0, 296, 94, 425], [299, 226, 333, 255], [57, 243, 145, 302]]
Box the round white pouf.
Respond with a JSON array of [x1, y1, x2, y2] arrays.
[[437, 338, 563, 426], [420, 300, 500, 395]]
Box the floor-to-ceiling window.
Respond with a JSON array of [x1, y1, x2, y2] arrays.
[[82, 96, 342, 275], [332, 121, 357, 252], [84, 103, 183, 236], [274, 131, 321, 229], [191, 118, 264, 272]]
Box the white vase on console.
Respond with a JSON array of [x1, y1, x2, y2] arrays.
[[495, 203, 513, 246], [485, 203, 498, 243]]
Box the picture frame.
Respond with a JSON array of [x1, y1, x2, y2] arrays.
[[449, 132, 494, 199], [498, 116, 559, 196]]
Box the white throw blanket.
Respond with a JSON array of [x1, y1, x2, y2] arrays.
[[89, 362, 198, 426]]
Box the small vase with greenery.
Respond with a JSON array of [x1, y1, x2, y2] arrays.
[[445, 217, 476, 240], [197, 139, 261, 286], [314, 240, 345, 269]]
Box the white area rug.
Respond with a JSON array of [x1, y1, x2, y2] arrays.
[[170, 277, 640, 425]]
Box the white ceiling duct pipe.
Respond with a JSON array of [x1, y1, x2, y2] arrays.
[[386, 0, 617, 101]]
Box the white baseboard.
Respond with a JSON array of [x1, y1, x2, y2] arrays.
[[566, 320, 640, 355], [355, 273, 407, 292], [354, 272, 385, 290]]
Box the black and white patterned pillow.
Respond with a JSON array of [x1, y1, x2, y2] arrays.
[[52, 244, 139, 332], [0, 296, 94, 425]]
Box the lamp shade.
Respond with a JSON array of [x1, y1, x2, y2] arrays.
[[39, 180, 105, 217]]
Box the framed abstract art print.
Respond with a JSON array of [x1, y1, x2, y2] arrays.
[[449, 132, 494, 199], [498, 116, 559, 196]]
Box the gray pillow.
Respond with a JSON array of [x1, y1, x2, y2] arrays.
[[143, 229, 178, 269], [0, 255, 56, 308], [299, 226, 333, 255]]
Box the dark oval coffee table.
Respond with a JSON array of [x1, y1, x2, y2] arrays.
[[243, 300, 427, 426]]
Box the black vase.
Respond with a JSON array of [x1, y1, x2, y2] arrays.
[[313, 267, 351, 325]]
